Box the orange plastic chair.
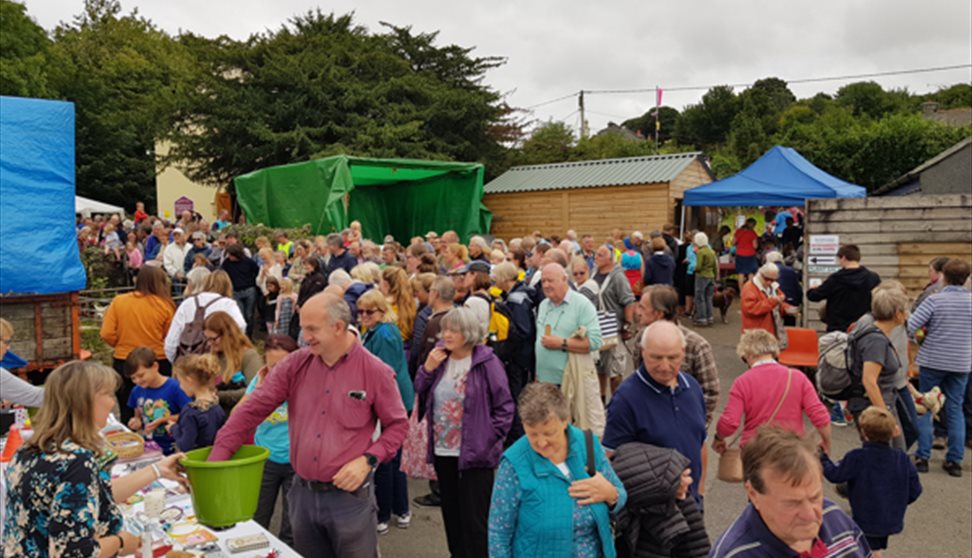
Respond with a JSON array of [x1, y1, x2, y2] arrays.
[[778, 327, 819, 368]]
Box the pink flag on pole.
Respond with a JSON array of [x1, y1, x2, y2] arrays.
[[656, 87, 663, 108]]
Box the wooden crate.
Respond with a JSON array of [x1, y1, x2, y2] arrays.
[[0, 292, 80, 372]]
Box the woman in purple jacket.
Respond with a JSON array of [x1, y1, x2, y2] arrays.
[[415, 306, 515, 558]]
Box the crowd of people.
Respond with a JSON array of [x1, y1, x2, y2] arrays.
[[2, 203, 970, 558]]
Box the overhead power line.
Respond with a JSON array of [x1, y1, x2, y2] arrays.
[[523, 63, 972, 108]]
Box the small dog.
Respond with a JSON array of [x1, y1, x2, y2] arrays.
[[712, 282, 737, 324]]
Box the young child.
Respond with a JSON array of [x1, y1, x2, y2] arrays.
[[273, 278, 297, 336], [125, 347, 191, 455], [168, 354, 227, 452], [820, 406, 922, 557]]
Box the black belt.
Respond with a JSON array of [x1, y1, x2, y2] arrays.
[[295, 476, 339, 492]]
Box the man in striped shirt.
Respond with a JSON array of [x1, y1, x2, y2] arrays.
[[710, 428, 871, 558], [908, 258, 972, 477]]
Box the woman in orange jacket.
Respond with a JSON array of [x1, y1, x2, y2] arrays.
[[100, 266, 176, 420], [740, 262, 792, 349]]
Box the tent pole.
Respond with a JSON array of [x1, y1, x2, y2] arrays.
[[679, 202, 686, 240]]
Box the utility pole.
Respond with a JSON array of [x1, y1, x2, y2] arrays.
[[578, 90, 589, 139], [654, 86, 660, 152]]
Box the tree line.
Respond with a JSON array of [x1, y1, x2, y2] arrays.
[[2, 0, 970, 211]]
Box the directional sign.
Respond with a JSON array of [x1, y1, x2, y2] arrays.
[[808, 264, 840, 275], [809, 234, 840, 255], [808, 255, 837, 265]]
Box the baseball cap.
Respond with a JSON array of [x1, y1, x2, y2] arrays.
[[173, 227, 185, 235], [458, 260, 491, 275], [191, 231, 206, 240]]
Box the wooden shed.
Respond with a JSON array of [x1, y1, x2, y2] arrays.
[[483, 153, 714, 241], [803, 194, 972, 330]]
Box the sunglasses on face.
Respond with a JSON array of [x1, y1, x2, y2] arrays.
[[572, 271, 586, 277], [358, 308, 382, 316]]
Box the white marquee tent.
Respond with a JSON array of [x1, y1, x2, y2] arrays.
[[75, 195, 124, 217]]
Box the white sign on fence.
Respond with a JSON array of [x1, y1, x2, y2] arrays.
[[808, 255, 837, 265], [809, 234, 840, 255]]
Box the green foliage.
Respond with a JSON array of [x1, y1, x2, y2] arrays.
[[45, 0, 196, 211], [168, 13, 512, 187], [929, 83, 972, 109], [0, 0, 52, 97], [622, 106, 679, 143], [517, 121, 574, 165], [80, 246, 128, 288], [222, 224, 314, 251], [835, 81, 915, 119], [673, 85, 739, 149], [572, 132, 653, 161]]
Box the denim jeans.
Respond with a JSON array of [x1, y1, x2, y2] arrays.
[[375, 448, 409, 523], [693, 277, 714, 322], [234, 286, 258, 336], [916, 366, 969, 463], [895, 386, 920, 451]]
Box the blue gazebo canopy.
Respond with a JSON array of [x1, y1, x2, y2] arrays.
[[684, 146, 865, 206]]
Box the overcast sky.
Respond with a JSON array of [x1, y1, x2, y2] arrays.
[[24, 0, 972, 135]]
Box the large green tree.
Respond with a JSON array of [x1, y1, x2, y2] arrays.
[[45, 0, 195, 210], [621, 106, 679, 143], [168, 12, 514, 187], [0, 0, 52, 97], [517, 120, 574, 165], [673, 85, 739, 149]]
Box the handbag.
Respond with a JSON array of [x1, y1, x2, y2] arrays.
[[596, 272, 619, 352], [399, 395, 437, 480], [717, 368, 793, 483]]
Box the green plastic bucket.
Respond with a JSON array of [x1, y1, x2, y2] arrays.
[[179, 445, 270, 528]]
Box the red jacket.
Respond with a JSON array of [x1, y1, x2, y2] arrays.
[[740, 279, 786, 336]]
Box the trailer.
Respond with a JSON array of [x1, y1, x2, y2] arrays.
[[0, 96, 88, 376]]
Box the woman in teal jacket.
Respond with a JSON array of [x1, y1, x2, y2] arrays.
[[358, 289, 415, 534], [489, 383, 626, 558]]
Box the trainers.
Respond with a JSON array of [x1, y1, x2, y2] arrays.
[[914, 457, 929, 473], [377, 522, 390, 535], [932, 437, 946, 450], [413, 493, 440, 507], [396, 513, 411, 529], [942, 461, 963, 478]]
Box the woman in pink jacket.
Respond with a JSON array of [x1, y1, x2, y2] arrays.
[[712, 329, 831, 454]]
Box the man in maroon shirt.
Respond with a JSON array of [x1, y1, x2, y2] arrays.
[[209, 292, 408, 558]]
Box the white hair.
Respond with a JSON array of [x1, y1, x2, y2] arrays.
[[328, 268, 352, 288], [759, 262, 780, 277], [693, 232, 709, 247]]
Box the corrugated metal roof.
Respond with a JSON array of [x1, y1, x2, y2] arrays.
[[483, 152, 704, 194]]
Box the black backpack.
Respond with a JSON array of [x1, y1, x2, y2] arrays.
[[177, 295, 219, 358]]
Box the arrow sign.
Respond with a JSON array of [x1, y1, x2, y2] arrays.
[[809, 255, 837, 265]]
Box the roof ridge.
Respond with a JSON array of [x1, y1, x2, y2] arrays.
[[508, 151, 702, 172]]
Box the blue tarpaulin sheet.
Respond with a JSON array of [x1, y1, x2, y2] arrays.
[[684, 145, 866, 206], [0, 96, 86, 294]]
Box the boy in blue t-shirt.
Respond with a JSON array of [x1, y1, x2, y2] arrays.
[[820, 406, 922, 557], [125, 347, 191, 455]]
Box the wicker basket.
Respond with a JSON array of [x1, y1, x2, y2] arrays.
[[105, 431, 145, 459]]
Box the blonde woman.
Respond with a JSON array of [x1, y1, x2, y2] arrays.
[[203, 311, 263, 414], [357, 289, 414, 533], [382, 266, 417, 342], [2, 361, 186, 557]]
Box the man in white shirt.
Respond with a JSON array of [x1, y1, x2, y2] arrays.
[[163, 228, 192, 281]]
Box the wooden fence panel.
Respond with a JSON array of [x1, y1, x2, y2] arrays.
[[803, 194, 972, 331]]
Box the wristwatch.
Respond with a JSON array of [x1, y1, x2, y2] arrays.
[[561, 339, 568, 352], [364, 453, 378, 468]]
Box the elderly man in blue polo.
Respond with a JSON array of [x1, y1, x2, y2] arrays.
[[602, 321, 707, 504]]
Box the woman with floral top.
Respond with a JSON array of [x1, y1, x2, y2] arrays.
[[414, 307, 515, 558], [2, 360, 186, 557]]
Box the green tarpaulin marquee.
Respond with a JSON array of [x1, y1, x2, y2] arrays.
[[234, 156, 492, 242]]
